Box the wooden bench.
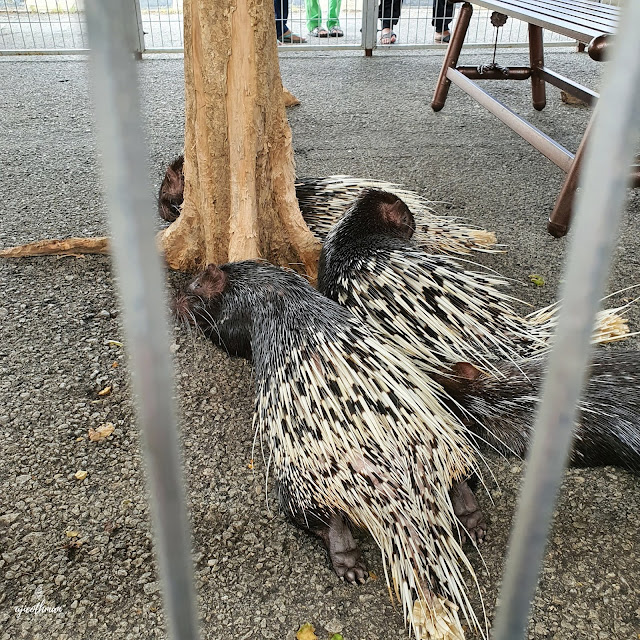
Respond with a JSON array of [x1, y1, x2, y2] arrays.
[[431, 0, 639, 237]]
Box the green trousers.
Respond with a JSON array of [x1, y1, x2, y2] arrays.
[[306, 0, 342, 31]]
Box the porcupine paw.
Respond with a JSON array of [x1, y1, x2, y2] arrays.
[[330, 548, 369, 585], [457, 508, 487, 545], [322, 512, 369, 584], [450, 479, 487, 545]]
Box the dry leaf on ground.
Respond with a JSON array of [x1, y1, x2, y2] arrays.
[[89, 422, 115, 442]]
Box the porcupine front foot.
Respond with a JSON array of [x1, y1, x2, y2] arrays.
[[450, 479, 486, 545]]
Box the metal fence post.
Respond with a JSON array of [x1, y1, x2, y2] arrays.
[[492, 1, 640, 637], [83, 1, 199, 639], [124, 0, 146, 59], [361, 0, 378, 56]]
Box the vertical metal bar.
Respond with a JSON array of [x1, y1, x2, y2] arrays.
[[75, 0, 87, 48], [83, 2, 200, 640], [361, 0, 377, 55], [123, 0, 145, 58], [492, 1, 640, 638]]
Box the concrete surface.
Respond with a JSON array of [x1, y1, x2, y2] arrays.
[[0, 48, 639, 640]]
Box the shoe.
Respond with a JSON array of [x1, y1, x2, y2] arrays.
[[434, 31, 451, 43], [329, 26, 344, 37], [279, 30, 306, 43], [309, 26, 329, 37], [380, 29, 397, 44]]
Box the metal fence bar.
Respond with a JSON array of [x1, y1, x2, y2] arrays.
[[83, 1, 200, 639], [492, 1, 640, 637], [362, 0, 378, 53], [125, 0, 145, 58]]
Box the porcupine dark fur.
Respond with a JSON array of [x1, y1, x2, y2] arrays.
[[317, 189, 629, 375], [433, 356, 640, 475], [157, 155, 184, 223], [173, 260, 488, 639], [157, 154, 498, 255]]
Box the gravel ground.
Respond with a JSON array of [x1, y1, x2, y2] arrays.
[[1, 49, 639, 640]]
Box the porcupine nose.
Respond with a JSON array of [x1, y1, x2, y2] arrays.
[[170, 292, 194, 326]]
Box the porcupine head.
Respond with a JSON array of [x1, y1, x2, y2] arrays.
[[158, 155, 184, 222]]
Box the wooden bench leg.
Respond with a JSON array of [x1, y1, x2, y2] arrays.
[[547, 118, 593, 237], [528, 23, 546, 111], [431, 2, 473, 112]]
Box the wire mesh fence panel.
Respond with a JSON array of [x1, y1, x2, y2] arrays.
[[1, 0, 88, 52], [1, 0, 585, 55], [138, 0, 183, 51]]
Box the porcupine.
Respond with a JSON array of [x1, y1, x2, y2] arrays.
[[173, 260, 489, 640], [317, 188, 640, 478], [317, 189, 630, 376], [433, 357, 640, 475], [157, 154, 498, 255]]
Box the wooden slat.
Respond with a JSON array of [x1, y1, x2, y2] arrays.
[[538, 0, 620, 17], [505, 0, 618, 32], [522, 0, 619, 27], [469, 0, 616, 40]]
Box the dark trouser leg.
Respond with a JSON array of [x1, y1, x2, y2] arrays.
[[274, 0, 289, 38], [432, 0, 454, 33], [378, 0, 402, 31]]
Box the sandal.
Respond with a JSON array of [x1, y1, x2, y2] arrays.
[[309, 26, 329, 37], [380, 29, 396, 45], [329, 26, 344, 37], [279, 30, 306, 43], [434, 31, 451, 43]]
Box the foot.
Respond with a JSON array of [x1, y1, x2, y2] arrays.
[[309, 26, 329, 37], [279, 30, 306, 43], [316, 513, 368, 584], [450, 480, 487, 545], [329, 26, 344, 37], [434, 30, 451, 43], [380, 28, 397, 45]]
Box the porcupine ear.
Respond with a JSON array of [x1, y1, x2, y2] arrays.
[[378, 197, 415, 239], [433, 361, 482, 396], [201, 264, 227, 292], [189, 264, 228, 299], [451, 362, 482, 381]]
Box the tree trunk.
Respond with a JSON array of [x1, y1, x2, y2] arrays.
[[158, 0, 321, 279]]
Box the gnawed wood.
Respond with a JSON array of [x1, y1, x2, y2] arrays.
[[283, 87, 301, 107], [0, 237, 110, 258], [159, 0, 321, 279]]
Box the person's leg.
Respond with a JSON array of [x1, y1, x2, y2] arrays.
[[378, 0, 392, 31], [306, 0, 322, 33], [379, 0, 400, 42], [432, 0, 454, 34], [326, 0, 342, 30], [390, 0, 402, 27], [274, 0, 288, 38]]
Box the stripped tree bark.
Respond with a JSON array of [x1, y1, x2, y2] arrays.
[[2, 0, 320, 280], [158, 0, 320, 277]]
